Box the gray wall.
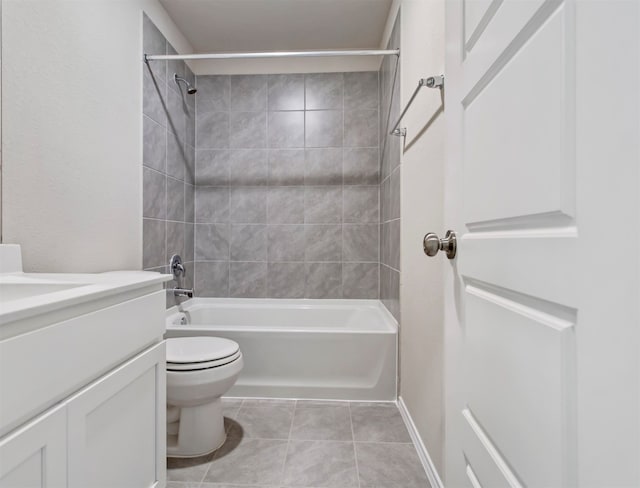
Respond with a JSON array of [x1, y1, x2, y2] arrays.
[[379, 14, 401, 320], [141, 14, 196, 306], [193, 72, 381, 299]]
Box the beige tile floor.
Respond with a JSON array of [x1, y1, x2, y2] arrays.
[[167, 399, 431, 488]]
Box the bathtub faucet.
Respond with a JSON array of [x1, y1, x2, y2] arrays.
[[169, 254, 194, 299], [173, 287, 194, 298], [170, 254, 186, 280]]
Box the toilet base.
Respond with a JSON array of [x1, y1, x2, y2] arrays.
[[166, 397, 226, 458]]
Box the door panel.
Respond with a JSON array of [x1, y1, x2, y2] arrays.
[[464, 285, 575, 487], [463, 6, 572, 225], [464, 0, 500, 49], [460, 235, 578, 305], [461, 411, 520, 488], [463, 0, 549, 80], [445, 0, 639, 486]]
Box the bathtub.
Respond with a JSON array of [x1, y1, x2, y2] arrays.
[[165, 298, 397, 401]]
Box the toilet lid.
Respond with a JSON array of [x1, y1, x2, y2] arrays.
[[166, 337, 240, 364]]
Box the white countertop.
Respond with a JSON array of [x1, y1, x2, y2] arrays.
[[0, 270, 172, 326]]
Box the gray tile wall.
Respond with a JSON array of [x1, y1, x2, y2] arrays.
[[379, 12, 401, 320], [141, 14, 196, 307], [194, 71, 381, 299]]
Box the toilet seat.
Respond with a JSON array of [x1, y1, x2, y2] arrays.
[[167, 349, 242, 371], [166, 337, 241, 372]]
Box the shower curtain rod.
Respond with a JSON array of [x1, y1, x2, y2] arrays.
[[144, 49, 399, 62]]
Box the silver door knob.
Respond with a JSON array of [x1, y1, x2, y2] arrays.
[[423, 230, 457, 259]]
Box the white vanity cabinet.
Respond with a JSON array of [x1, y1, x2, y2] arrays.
[[0, 404, 67, 487], [67, 343, 165, 488], [0, 250, 170, 488], [0, 343, 165, 488]]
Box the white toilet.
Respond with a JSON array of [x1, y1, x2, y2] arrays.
[[165, 336, 243, 458]]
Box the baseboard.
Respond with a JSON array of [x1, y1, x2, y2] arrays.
[[397, 396, 444, 488]]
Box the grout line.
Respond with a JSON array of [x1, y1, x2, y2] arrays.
[[198, 458, 211, 485], [234, 400, 245, 416], [340, 75, 346, 297], [144, 216, 191, 224], [212, 435, 389, 444], [277, 396, 297, 484], [264, 96, 272, 298], [199, 399, 245, 484], [353, 439, 415, 445], [380, 261, 401, 274], [349, 403, 362, 488]]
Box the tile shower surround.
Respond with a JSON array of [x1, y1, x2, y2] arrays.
[[193, 71, 382, 299], [141, 14, 196, 307], [379, 12, 402, 320]]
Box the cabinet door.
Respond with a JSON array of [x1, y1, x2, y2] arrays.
[[67, 343, 166, 488], [0, 404, 66, 488]]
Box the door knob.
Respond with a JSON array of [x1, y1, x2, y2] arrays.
[[423, 230, 457, 259]]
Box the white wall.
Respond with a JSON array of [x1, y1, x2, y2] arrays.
[[1, 0, 191, 272], [0, 1, 3, 241], [191, 57, 380, 76], [396, 0, 446, 476]]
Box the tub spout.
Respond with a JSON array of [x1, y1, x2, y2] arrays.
[[173, 288, 194, 298]]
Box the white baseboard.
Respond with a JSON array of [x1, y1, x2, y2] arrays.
[[397, 396, 444, 488]]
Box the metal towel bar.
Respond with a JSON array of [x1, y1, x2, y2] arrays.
[[390, 75, 444, 137]]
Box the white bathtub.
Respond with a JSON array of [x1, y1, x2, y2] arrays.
[[165, 298, 397, 401]]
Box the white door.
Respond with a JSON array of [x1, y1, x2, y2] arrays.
[[0, 404, 67, 488], [444, 1, 639, 487], [67, 343, 166, 488]]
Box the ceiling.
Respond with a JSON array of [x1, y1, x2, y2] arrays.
[[158, 0, 394, 53]]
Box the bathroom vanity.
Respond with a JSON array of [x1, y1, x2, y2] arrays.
[[0, 245, 171, 488]]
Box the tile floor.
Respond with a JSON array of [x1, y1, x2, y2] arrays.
[[167, 398, 431, 488]]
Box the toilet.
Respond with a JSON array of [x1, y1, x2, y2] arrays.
[[165, 336, 243, 458]]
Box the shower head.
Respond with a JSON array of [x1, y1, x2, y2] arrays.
[[173, 73, 197, 94]]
